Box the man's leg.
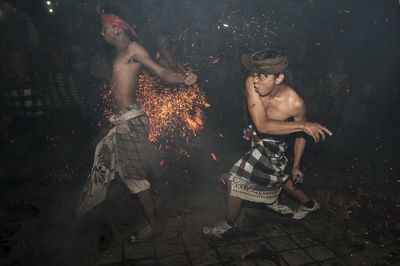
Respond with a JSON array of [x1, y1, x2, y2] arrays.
[[122, 178, 159, 240], [201, 180, 241, 237], [283, 179, 320, 219], [227, 180, 242, 225], [283, 179, 310, 203], [137, 189, 157, 228]]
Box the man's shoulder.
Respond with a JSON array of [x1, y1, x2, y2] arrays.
[[281, 85, 305, 110], [127, 41, 139, 52], [282, 85, 303, 100], [127, 41, 151, 57]]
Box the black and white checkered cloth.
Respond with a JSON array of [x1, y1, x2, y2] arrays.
[[0, 78, 45, 117], [1, 72, 87, 116], [223, 125, 289, 204]]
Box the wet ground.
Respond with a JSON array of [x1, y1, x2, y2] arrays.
[[0, 113, 399, 266]]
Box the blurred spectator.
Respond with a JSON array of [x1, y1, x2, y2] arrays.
[[0, 1, 44, 148]]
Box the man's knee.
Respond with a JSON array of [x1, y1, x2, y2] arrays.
[[283, 179, 295, 191]]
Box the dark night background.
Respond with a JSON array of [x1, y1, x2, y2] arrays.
[[0, 0, 399, 265]]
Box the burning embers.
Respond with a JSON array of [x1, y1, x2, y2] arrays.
[[137, 72, 209, 144]]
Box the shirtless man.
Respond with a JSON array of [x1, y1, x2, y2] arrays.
[[202, 49, 332, 238], [75, 9, 197, 241]]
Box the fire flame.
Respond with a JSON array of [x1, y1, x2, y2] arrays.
[[137, 72, 209, 144]]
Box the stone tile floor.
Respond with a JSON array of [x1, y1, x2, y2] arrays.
[[1, 131, 399, 266], [83, 208, 400, 266]]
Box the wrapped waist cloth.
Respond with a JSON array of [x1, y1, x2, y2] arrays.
[[224, 125, 289, 204], [75, 104, 152, 216]]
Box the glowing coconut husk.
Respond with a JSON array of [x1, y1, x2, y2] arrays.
[[137, 71, 210, 145]]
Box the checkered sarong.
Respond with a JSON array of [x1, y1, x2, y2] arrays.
[[76, 104, 152, 216], [224, 125, 289, 204], [0, 78, 45, 117]]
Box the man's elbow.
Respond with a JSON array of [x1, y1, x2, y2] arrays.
[[253, 122, 272, 134]]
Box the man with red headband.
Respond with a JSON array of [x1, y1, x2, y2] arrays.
[[75, 9, 197, 243]]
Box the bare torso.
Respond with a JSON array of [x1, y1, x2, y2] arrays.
[[110, 42, 142, 112], [259, 83, 305, 122]]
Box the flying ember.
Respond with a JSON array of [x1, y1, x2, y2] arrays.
[[137, 72, 210, 144]]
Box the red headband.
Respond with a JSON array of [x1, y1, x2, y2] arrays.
[[101, 13, 138, 38]]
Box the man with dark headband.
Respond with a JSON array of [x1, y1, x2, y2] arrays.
[[202, 49, 332, 238], [75, 8, 197, 242]]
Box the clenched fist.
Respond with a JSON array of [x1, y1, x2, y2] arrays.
[[184, 72, 197, 86]]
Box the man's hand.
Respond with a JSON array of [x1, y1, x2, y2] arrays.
[[302, 122, 332, 143], [184, 71, 197, 86], [292, 166, 304, 184]]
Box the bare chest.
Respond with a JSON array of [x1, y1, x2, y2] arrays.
[[261, 97, 292, 121], [111, 59, 142, 92]]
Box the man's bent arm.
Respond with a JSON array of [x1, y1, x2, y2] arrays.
[[246, 77, 305, 135]]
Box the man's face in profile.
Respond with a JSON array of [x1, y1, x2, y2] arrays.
[[252, 72, 276, 97], [101, 22, 117, 45]]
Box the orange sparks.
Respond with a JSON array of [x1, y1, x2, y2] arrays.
[[211, 153, 218, 161], [137, 72, 209, 144], [212, 58, 220, 64], [186, 108, 205, 136], [219, 132, 224, 138], [220, 178, 226, 185], [97, 82, 113, 121]]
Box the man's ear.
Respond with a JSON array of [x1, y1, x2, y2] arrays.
[[275, 73, 285, 84]]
